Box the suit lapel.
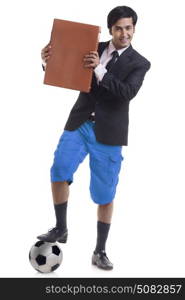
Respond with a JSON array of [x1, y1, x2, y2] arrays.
[[98, 41, 134, 74], [97, 41, 109, 57]]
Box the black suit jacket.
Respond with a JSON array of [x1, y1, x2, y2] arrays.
[[64, 41, 151, 146]]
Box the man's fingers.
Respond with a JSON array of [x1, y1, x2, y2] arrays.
[[89, 51, 98, 55], [41, 49, 52, 60], [84, 57, 94, 61], [84, 53, 97, 58], [83, 57, 96, 63], [42, 48, 51, 54], [84, 63, 95, 68], [45, 55, 51, 62], [42, 52, 51, 62], [41, 42, 52, 63], [44, 49, 52, 55], [41, 50, 51, 55], [84, 61, 96, 67], [41, 45, 52, 54], [83, 59, 95, 65], [45, 54, 51, 60], [84, 55, 96, 59]]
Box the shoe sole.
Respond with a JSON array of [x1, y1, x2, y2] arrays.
[[37, 237, 67, 243], [37, 233, 68, 244]]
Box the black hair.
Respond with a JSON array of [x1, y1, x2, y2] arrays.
[[107, 6, 138, 32]]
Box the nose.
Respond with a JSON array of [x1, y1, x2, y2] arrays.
[[121, 28, 127, 36]]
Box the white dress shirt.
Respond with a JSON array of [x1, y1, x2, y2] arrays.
[[94, 40, 129, 83]]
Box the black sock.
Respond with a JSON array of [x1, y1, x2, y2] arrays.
[[54, 202, 67, 230], [94, 221, 111, 254]]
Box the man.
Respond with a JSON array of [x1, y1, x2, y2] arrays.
[[37, 6, 151, 270]]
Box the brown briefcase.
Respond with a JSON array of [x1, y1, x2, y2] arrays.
[[44, 19, 101, 92]]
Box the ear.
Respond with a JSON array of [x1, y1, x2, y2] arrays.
[[109, 27, 112, 35], [133, 26, 135, 33]]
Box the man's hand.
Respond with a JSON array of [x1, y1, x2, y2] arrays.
[[83, 51, 100, 69], [41, 42, 52, 64]]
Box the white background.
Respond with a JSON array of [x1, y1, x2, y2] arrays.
[[0, 0, 185, 277]]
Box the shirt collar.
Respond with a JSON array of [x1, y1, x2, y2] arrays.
[[107, 40, 130, 56]]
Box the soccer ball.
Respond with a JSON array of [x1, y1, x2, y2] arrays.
[[29, 241, 63, 273]]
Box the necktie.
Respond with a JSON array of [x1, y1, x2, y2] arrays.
[[106, 50, 119, 71]]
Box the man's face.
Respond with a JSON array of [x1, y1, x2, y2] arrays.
[[110, 17, 135, 49]]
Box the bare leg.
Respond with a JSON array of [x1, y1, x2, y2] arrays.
[[51, 181, 69, 204], [97, 201, 114, 224]]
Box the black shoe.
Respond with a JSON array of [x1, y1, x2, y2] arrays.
[[92, 250, 113, 270], [37, 227, 68, 243]]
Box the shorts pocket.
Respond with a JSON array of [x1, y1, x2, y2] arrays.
[[108, 154, 124, 186], [90, 155, 110, 185]]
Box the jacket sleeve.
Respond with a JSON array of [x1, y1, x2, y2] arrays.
[[99, 61, 151, 102]]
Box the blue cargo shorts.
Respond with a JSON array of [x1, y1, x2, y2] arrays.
[[50, 120, 124, 205]]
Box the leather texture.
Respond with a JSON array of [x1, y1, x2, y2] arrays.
[[92, 251, 113, 270], [37, 227, 68, 243], [44, 19, 100, 92]]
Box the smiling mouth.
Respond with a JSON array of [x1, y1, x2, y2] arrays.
[[120, 38, 128, 42]]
